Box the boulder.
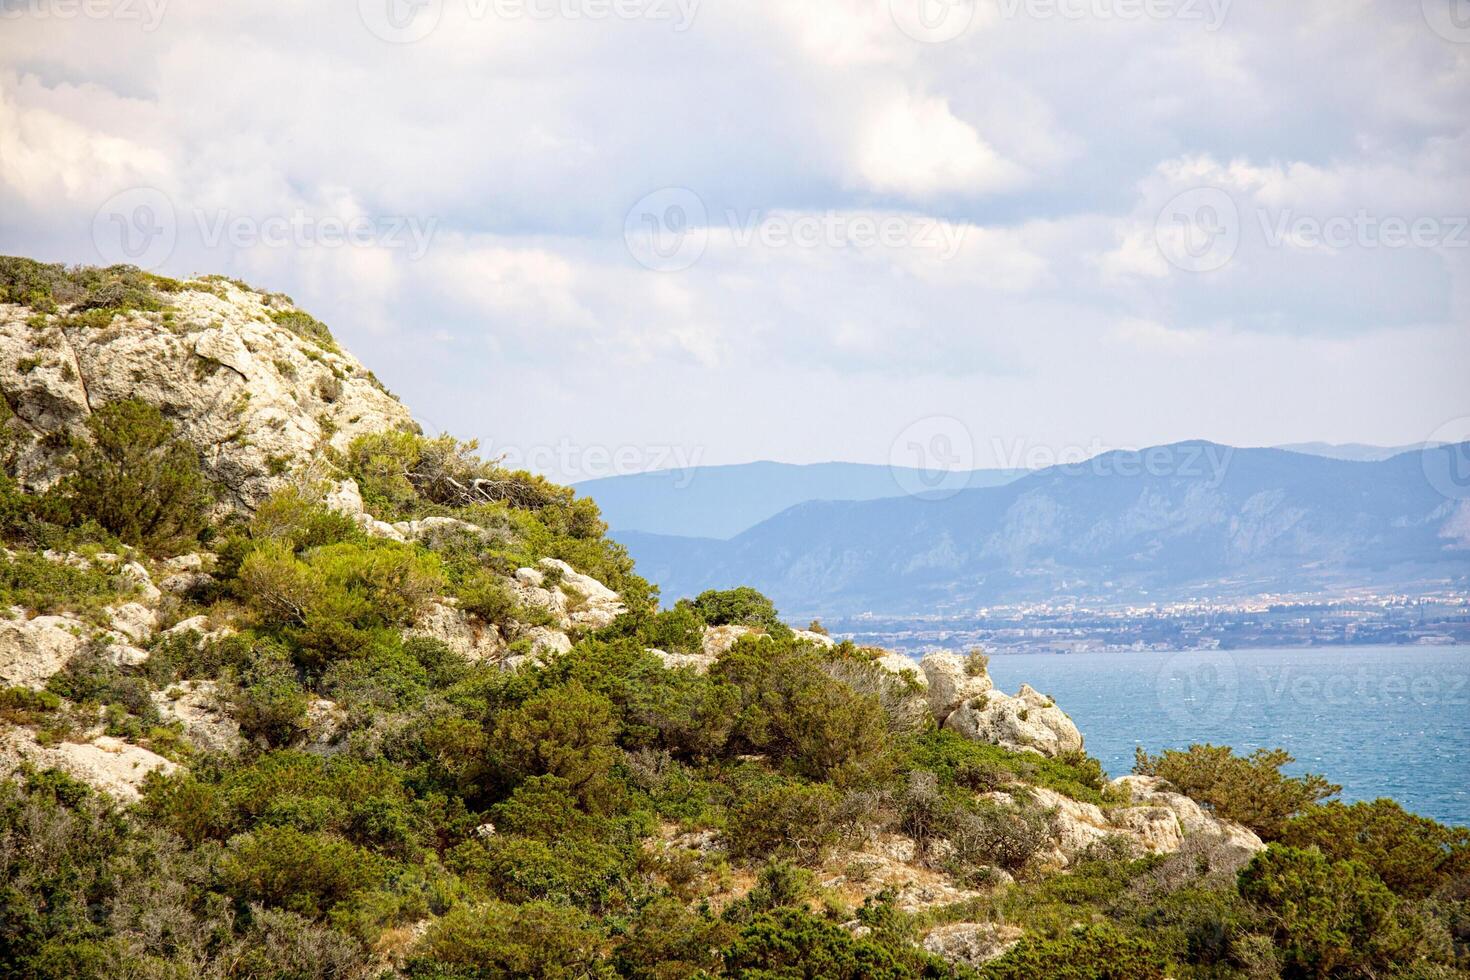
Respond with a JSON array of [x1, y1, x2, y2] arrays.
[[701, 624, 758, 657], [0, 728, 176, 802], [920, 651, 993, 723], [1110, 774, 1264, 853], [539, 558, 625, 630], [0, 613, 88, 689], [0, 283, 415, 509], [943, 685, 1083, 758], [922, 923, 1024, 969], [793, 628, 835, 648], [409, 601, 506, 662], [648, 649, 717, 673], [152, 680, 243, 754]]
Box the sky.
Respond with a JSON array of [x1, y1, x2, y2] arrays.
[[1, 0, 1468, 482]]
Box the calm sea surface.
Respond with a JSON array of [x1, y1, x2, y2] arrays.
[[966, 645, 1470, 827]]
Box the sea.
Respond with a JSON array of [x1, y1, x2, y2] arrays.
[[970, 645, 1470, 827]]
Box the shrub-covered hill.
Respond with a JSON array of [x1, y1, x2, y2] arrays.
[[0, 257, 1467, 980]]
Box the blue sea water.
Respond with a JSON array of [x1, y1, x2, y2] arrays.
[[977, 645, 1470, 827]]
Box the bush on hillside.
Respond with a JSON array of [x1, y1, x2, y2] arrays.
[[1134, 744, 1339, 839]]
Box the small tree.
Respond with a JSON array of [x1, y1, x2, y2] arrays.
[[1133, 744, 1338, 839], [60, 399, 212, 552]]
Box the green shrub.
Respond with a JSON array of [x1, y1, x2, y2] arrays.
[[54, 399, 212, 553], [1134, 744, 1339, 839], [0, 550, 122, 616], [489, 681, 620, 809], [408, 900, 607, 979], [0, 257, 170, 314], [1238, 845, 1442, 977], [270, 309, 339, 351], [725, 779, 847, 864], [219, 825, 388, 918], [721, 907, 910, 980], [690, 586, 788, 634], [228, 639, 309, 748], [980, 924, 1168, 979], [906, 729, 1107, 804], [640, 602, 706, 654], [1279, 799, 1470, 898]]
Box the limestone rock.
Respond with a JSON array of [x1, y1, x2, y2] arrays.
[[920, 651, 993, 723], [409, 601, 505, 662], [303, 698, 348, 755], [0, 613, 88, 689], [0, 283, 415, 509], [152, 680, 243, 754], [793, 628, 835, 648], [106, 601, 158, 643], [0, 728, 176, 802], [943, 684, 1082, 758], [160, 571, 214, 594], [922, 923, 1024, 969], [648, 648, 717, 673], [1111, 774, 1265, 853], [539, 558, 625, 630], [701, 624, 758, 657]]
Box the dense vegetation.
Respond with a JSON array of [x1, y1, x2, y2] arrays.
[[1, 279, 1467, 977]]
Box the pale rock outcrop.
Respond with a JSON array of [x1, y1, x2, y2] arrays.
[[410, 601, 506, 662], [160, 571, 214, 594], [152, 681, 243, 754], [0, 728, 176, 801], [920, 651, 993, 723], [793, 628, 835, 648], [922, 923, 1024, 969], [1111, 774, 1264, 853], [303, 698, 348, 755], [118, 561, 162, 603], [107, 644, 150, 668], [701, 624, 757, 657], [161, 614, 235, 646], [538, 558, 626, 630], [648, 649, 717, 673], [106, 601, 158, 644], [819, 833, 989, 914], [0, 613, 88, 689], [525, 627, 574, 658], [0, 282, 415, 509], [944, 683, 1083, 758]]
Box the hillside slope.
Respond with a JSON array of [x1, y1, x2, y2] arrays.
[[0, 259, 1464, 980], [618, 442, 1470, 614]]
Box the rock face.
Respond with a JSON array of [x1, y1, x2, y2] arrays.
[[0, 613, 89, 689], [920, 651, 993, 723], [0, 281, 414, 509], [0, 728, 176, 802], [922, 923, 1024, 969], [943, 682, 1084, 758], [152, 681, 243, 754]]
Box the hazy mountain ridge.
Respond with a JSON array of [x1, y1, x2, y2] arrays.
[[618, 442, 1470, 615]]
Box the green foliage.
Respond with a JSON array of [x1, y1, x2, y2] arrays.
[[0, 550, 123, 616], [1134, 744, 1339, 840], [489, 680, 621, 808], [408, 900, 608, 979], [641, 601, 707, 654], [228, 637, 310, 747], [979, 924, 1168, 980], [690, 586, 789, 634], [270, 308, 339, 351], [720, 907, 910, 980], [725, 779, 847, 864], [1280, 799, 1470, 898], [55, 399, 213, 553], [0, 256, 172, 314], [712, 635, 894, 784], [906, 728, 1108, 805], [1238, 845, 1446, 977], [219, 824, 388, 918]]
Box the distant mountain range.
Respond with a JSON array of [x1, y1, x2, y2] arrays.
[[611, 442, 1470, 617], [1273, 442, 1444, 462], [575, 461, 1024, 540]]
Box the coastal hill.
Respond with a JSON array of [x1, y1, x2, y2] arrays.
[[0, 257, 1464, 979], [616, 442, 1470, 616]]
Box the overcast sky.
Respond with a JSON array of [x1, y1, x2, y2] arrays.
[[2, 0, 1467, 480]]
